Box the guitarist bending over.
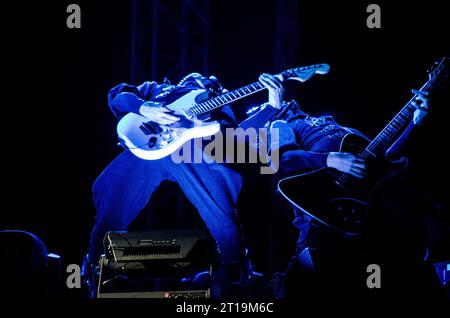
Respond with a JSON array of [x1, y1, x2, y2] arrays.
[[84, 74, 250, 297], [255, 73, 431, 300]]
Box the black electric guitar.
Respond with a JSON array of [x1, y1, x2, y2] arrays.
[[277, 57, 449, 236]]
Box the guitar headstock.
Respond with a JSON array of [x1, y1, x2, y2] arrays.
[[427, 57, 449, 89], [281, 64, 330, 82]]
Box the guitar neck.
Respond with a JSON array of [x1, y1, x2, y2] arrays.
[[184, 63, 331, 118], [362, 80, 433, 157], [185, 81, 266, 118]]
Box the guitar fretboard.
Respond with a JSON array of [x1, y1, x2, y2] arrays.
[[360, 80, 433, 158], [361, 57, 448, 158], [185, 81, 266, 118]]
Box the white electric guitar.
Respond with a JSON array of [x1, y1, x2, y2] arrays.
[[117, 64, 330, 160]]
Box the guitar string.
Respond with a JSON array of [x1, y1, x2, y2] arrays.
[[337, 76, 437, 185]]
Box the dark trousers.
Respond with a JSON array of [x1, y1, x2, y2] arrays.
[[88, 150, 244, 266]]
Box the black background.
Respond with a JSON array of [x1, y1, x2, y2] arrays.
[[7, 0, 450, 298]]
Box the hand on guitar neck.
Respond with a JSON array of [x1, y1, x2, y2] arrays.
[[411, 89, 429, 126], [259, 73, 367, 179], [258, 73, 285, 109], [324, 89, 429, 180]]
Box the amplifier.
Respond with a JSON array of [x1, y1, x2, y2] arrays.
[[96, 230, 216, 298], [104, 230, 215, 263]]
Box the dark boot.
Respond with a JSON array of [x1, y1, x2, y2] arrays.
[[215, 261, 250, 298]]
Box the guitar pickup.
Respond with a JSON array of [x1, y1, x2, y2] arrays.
[[140, 121, 162, 135]]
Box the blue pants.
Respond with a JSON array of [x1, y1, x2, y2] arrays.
[[88, 150, 244, 265]]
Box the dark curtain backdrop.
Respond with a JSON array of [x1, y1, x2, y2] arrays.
[[7, 0, 450, 295]]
